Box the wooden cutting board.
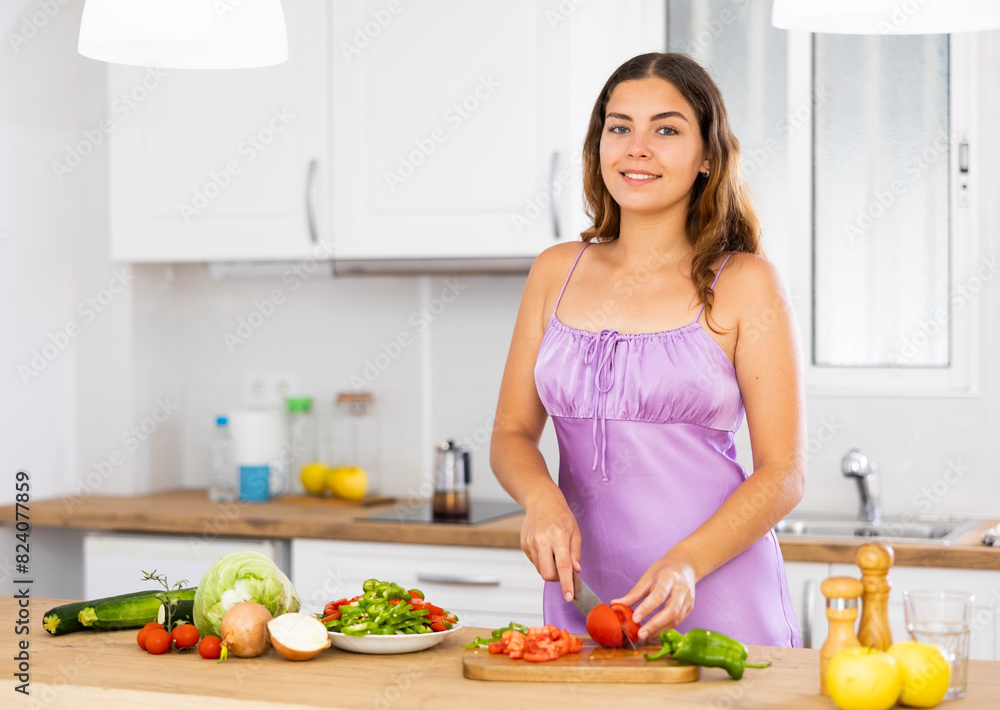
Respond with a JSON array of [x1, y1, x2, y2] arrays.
[[463, 644, 700, 683]]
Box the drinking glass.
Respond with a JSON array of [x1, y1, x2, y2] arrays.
[[902, 590, 974, 700]]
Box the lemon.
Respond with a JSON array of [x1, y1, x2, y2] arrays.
[[327, 466, 368, 501], [300, 462, 331, 495], [888, 641, 951, 708], [827, 647, 901, 710]]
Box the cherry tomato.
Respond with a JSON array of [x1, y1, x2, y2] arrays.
[[137, 622, 165, 651], [585, 604, 623, 648], [170, 623, 200, 649], [144, 628, 172, 655], [198, 635, 223, 659]]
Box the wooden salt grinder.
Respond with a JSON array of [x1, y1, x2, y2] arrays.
[[856, 542, 894, 651], [820, 576, 864, 696]]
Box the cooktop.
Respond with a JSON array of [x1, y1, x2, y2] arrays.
[[360, 499, 523, 526]]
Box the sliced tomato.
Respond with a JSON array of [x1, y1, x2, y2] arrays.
[[323, 598, 350, 616], [610, 603, 640, 644], [425, 603, 444, 616], [430, 621, 447, 632], [407, 590, 423, 601], [387, 598, 401, 605], [585, 603, 623, 648], [322, 611, 342, 623], [488, 641, 504, 654]]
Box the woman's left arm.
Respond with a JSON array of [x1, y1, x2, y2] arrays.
[[612, 255, 807, 640]]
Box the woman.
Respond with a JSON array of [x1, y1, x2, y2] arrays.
[[490, 53, 805, 647]]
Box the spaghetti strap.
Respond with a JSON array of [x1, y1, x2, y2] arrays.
[[552, 243, 592, 320], [694, 252, 734, 323]]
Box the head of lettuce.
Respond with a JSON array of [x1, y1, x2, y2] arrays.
[[193, 551, 300, 637]]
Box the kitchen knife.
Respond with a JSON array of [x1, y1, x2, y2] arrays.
[[572, 572, 636, 650]]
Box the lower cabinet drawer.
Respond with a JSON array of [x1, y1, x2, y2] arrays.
[[291, 539, 544, 628]]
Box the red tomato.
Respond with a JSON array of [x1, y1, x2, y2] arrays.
[[429, 621, 447, 632], [323, 598, 350, 616], [487, 641, 504, 654], [610, 603, 640, 644], [198, 635, 223, 659], [170, 623, 200, 649], [425, 603, 444, 616], [586, 604, 623, 648], [137, 622, 165, 651], [144, 628, 172, 654], [322, 610, 342, 623]]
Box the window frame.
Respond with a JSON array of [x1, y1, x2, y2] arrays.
[[784, 31, 981, 397]]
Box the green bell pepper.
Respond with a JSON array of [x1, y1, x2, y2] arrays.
[[644, 628, 770, 680]]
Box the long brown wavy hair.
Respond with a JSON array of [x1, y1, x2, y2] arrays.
[[581, 52, 761, 327]]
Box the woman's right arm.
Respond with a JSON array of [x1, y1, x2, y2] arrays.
[[491, 244, 583, 603]]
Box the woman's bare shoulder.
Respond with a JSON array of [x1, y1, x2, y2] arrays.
[[528, 241, 593, 287], [718, 252, 786, 295]]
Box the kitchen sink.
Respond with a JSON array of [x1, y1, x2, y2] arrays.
[[774, 513, 982, 545]]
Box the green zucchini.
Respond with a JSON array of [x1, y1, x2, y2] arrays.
[[43, 587, 195, 636], [77, 587, 198, 630]]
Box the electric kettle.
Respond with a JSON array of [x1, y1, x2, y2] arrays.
[[432, 440, 471, 519]]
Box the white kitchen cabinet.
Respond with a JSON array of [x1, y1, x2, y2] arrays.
[[107, 0, 329, 262], [291, 539, 544, 628], [329, 0, 665, 265], [831, 564, 1000, 661], [783, 561, 831, 649], [83, 532, 289, 600]]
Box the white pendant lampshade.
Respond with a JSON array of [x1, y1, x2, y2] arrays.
[[78, 0, 288, 69], [772, 0, 1000, 35]]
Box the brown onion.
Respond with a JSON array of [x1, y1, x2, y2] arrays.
[[267, 613, 331, 661], [220, 601, 273, 657]]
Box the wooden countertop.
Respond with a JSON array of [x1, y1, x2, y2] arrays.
[[5, 596, 999, 709], [3, 489, 999, 569]]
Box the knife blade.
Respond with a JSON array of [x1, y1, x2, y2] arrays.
[[571, 572, 636, 650]]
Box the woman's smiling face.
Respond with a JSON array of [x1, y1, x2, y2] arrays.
[[600, 77, 709, 220]]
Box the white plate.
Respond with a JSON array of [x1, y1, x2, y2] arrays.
[[328, 623, 463, 655]]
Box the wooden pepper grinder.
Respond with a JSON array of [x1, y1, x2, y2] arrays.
[[820, 576, 864, 696], [856, 542, 894, 650]]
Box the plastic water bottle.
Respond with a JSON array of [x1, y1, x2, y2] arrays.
[[208, 415, 236, 502]]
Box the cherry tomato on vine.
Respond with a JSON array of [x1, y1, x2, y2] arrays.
[[144, 628, 172, 655], [137, 622, 165, 651], [171, 623, 200, 649]]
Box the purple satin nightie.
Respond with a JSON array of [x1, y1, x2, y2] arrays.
[[534, 243, 800, 647]]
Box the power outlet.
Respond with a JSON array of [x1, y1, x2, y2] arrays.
[[244, 372, 300, 407]]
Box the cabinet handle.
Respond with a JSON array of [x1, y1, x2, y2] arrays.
[[549, 151, 561, 240], [306, 159, 319, 243], [416, 572, 501, 586]]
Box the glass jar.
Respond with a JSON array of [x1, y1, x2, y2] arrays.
[[285, 397, 316, 496], [331, 392, 379, 495]]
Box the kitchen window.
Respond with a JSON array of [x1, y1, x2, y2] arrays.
[[666, 1, 980, 395]]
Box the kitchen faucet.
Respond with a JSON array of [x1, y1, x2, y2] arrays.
[[841, 449, 881, 524]]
